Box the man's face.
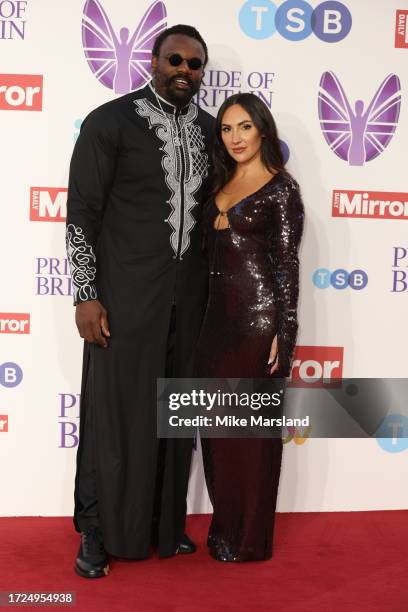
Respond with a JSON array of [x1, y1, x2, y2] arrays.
[[151, 34, 206, 106]]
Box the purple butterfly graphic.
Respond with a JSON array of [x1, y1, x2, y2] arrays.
[[318, 71, 401, 166], [82, 0, 167, 94]]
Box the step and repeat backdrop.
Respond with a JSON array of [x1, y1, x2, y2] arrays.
[[1, 0, 408, 516]]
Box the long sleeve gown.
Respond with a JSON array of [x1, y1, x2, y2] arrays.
[[195, 171, 304, 561]]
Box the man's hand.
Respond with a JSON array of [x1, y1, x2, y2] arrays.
[[75, 300, 110, 348]]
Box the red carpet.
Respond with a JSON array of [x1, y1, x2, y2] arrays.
[[0, 512, 406, 611]]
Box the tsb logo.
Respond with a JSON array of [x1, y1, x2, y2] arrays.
[[376, 414, 408, 453], [0, 74, 43, 110], [0, 362, 23, 388], [0, 313, 30, 334], [290, 345, 344, 387], [239, 0, 352, 42], [313, 268, 368, 290], [0, 415, 8, 432], [30, 187, 67, 222]]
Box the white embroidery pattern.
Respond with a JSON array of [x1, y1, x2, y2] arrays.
[[66, 224, 98, 303], [134, 98, 209, 257]]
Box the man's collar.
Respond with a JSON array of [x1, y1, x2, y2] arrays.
[[145, 81, 192, 114]]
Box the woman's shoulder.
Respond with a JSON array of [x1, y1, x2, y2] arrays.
[[261, 172, 302, 208], [263, 171, 304, 220], [270, 171, 300, 192]]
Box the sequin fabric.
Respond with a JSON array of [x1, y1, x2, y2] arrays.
[[196, 171, 304, 562]]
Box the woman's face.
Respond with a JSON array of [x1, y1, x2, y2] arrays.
[[220, 104, 263, 164]]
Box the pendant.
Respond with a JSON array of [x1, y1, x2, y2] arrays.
[[174, 136, 181, 146]]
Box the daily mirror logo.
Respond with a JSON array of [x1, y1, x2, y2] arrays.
[[0, 313, 30, 334], [290, 346, 344, 387], [30, 187, 67, 222], [0, 74, 42, 111], [332, 190, 408, 220], [395, 10, 408, 48], [318, 72, 401, 165], [82, 0, 167, 94]]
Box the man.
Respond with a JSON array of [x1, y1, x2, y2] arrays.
[[66, 24, 214, 578]]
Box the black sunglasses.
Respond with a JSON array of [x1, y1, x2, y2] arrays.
[[162, 53, 203, 71]]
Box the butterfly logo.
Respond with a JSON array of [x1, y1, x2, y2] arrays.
[[82, 0, 167, 94], [318, 71, 401, 166]]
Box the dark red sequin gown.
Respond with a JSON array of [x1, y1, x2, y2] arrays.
[[196, 172, 304, 561]]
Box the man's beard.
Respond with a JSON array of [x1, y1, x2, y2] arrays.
[[160, 74, 200, 107]]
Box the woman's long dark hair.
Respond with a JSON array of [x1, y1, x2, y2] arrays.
[[210, 93, 286, 197]]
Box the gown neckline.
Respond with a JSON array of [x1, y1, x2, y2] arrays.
[[213, 171, 281, 216]]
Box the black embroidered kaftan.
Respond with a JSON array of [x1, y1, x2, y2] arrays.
[[66, 83, 214, 558]]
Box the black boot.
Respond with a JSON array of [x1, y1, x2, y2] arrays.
[[175, 533, 197, 555], [75, 526, 109, 578]]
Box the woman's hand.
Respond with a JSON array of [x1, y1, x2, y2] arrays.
[[268, 334, 279, 375]]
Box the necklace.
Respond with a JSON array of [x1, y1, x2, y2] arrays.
[[153, 89, 186, 147]]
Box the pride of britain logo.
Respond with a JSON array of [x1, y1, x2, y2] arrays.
[[318, 71, 401, 165], [82, 0, 167, 94], [239, 1, 352, 41], [0, 0, 28, 40]]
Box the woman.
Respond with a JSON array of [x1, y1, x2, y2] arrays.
[[195, 93, 304, 562]]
